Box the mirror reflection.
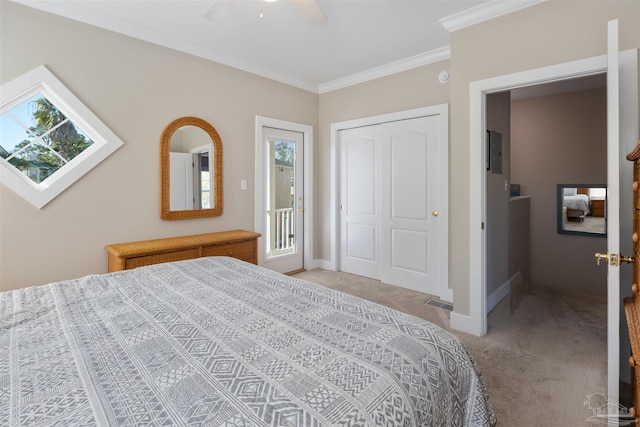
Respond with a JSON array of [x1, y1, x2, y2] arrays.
[[169, 126, 213, 210], [161, 117, 222, 220], [557, 184, 606, 237]]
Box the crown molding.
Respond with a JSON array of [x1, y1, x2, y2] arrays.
[[439, 0, 545, 33], [10, 0, 319, 93], [12, 0, 540, 94], [318, 47, 450, 94]]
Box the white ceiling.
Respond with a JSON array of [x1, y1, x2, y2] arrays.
[[12, 0, 543, 93]]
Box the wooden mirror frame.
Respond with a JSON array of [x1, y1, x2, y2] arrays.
[[161, 116, 223, 220]]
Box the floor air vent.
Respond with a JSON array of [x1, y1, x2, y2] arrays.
[[425, 299, 453, 311]]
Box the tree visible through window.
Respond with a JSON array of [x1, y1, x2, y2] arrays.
[[1, 94, 94, 184], [0, 65, 123, 208]]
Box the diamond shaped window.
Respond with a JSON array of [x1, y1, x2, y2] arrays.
[[1, 94, 95, 184], [0, 66, 123, 208]]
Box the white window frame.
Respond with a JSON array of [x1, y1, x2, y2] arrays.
[[0, 65, 124, 208]]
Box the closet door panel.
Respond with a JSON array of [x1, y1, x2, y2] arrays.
[[339, 126, 380, 279], [390, 132, 427, 220], [381, 116, 440, 294]]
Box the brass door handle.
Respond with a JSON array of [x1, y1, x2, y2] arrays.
[[620, 254, 636, 264], [595, 252, 635, 266], [432, 211, 438, 217]]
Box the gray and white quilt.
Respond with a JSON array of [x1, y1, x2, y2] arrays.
[[0, 257, 496, 426]]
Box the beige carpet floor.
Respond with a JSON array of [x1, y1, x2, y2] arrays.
[[293, 269, 608, 426]]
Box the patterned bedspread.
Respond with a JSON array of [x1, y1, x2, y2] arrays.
[[0, 257, 496, 426]]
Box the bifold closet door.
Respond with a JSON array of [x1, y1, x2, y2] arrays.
[[379, 116, 441, 294], [339, 115, 442, 296], [339, 125, 381, 280]]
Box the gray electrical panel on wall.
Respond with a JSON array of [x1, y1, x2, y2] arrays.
[[487, 130, 503, 174]]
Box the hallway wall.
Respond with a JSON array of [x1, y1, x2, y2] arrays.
[[510, 87, 607, 294]]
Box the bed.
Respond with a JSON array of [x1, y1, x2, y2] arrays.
[[0, 256, 496, 426], [563, 187, 591, 220]]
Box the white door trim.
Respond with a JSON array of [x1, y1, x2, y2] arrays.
[[329, 104, 450, 300], [255, 116, 313, 270], [461, 54, 609, 338], [463, 47, 638, 404]]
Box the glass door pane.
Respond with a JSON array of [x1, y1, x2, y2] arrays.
[[267, 138, 296, 258]]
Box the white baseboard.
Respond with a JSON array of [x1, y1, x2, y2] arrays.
[[450, 272, 523, 337], [487, 271, 523, 313], [450, 311, 483, 336], [306, 259, 334, 271]]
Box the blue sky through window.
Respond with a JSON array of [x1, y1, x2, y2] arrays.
[[0, 65, 124, 207], [0, 94, 47, 154], [0, 93, 95, 184]]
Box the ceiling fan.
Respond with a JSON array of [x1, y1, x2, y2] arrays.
[[204, 0, 328, 27]]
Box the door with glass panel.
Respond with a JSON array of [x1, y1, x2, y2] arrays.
[[261, 127, 304, 273]]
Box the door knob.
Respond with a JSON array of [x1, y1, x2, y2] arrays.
[[595, 252, 635, 266], [432, 211, 438, 217], [620, 254, 635, 264]]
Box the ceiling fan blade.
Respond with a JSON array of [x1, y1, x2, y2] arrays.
[[293, 0, 327, 27], [204, 0, 237, 21]]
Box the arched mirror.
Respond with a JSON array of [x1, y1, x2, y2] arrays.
[[161, 117, 223, 220]]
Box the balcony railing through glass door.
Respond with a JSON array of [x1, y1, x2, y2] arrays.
[[267, 208, 295, 256]]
